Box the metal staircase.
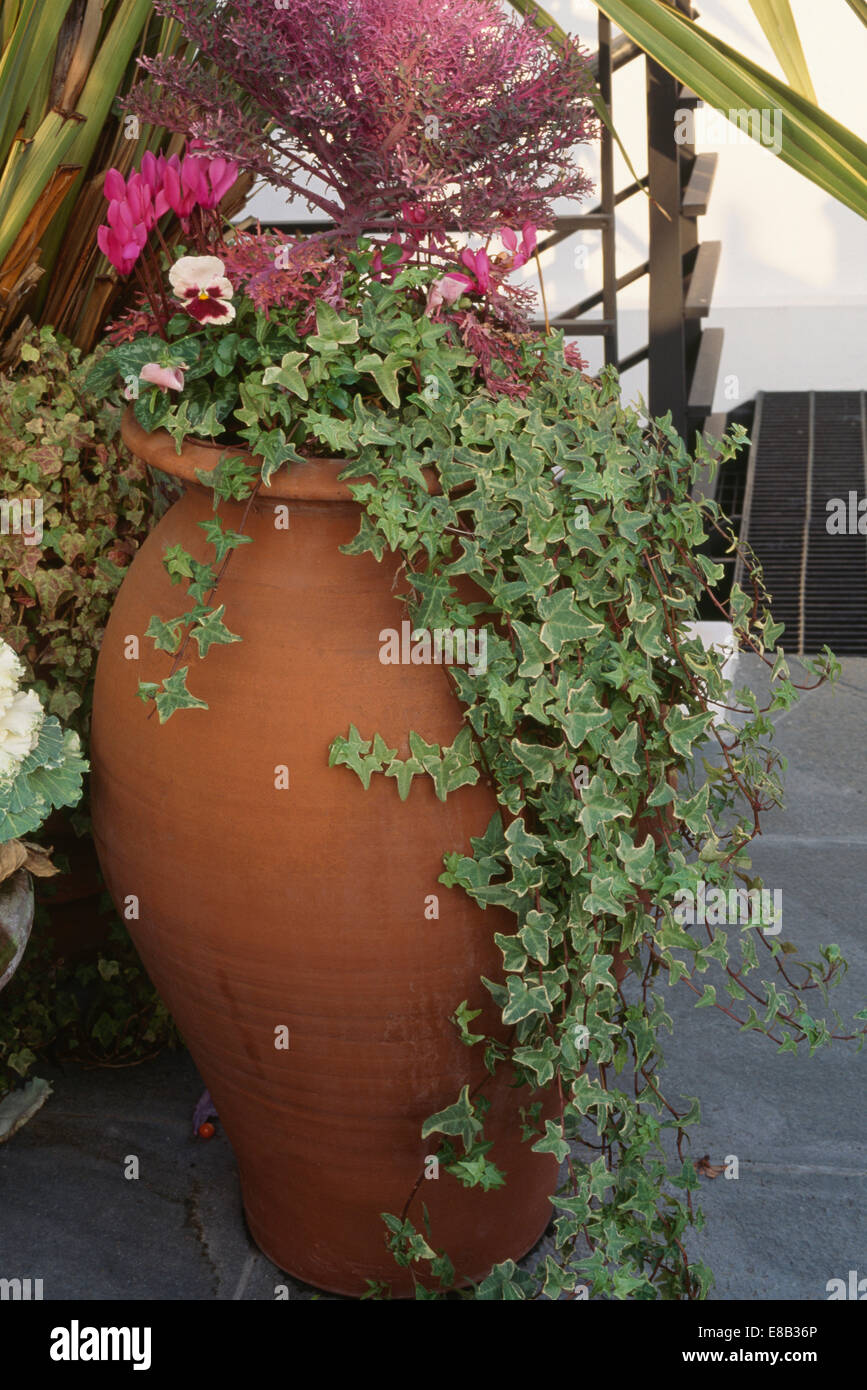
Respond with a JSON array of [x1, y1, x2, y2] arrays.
[[734, 392, 867, 656], [534, 0, 722, 444]]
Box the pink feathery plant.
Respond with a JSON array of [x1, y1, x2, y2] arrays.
[[125, 0, 599, 243]]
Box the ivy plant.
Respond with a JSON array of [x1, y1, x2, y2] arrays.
[[0, 913, 180, 1104], [0, 325, 156, 742], [320, 333, 858, 1300], [98, 244, 864, 1299]]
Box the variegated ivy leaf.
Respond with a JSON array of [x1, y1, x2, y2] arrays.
[[582, 874, 629, 919], [420, 1084, 481, 1153], [493, 930, 527, 973], [137, 668, 208, 724], [450, 1000, 485, 1047], [510, 738, 559, 784], [189, 605, 242, 659], [444, 1142, 506, 1193], [327, 723, 375, 788], [304, 410, 353, 453], [308, 301, 360, 352], [162, 544, 194, 584], [198, 518, 254, 565], [607, 721, 641, 777], [261, 350, 309, 399], [531, 1119, 571, 1164], [512, 1036, 560, 1086], [577, 775, 630, 838], [331, 726, 478, 802], [559, 682, 611, 749], [664, 705, 716, 759], [538, 588, 604, 654], [501, 975, 553, 1026], [518, 910, 553, 965], [614, 832, 656, 884], [145, 615, 185, 655], [503, 815, 544, 867], [384, 754, 423, 800]]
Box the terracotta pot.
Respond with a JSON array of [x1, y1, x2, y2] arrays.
[[90, 411, 559, 1296]]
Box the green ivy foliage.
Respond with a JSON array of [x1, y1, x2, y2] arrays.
[[0, 326, 155, 741], [0, 910, 179, 1104], [99, 243, 861, 1300], [0, 327, 175, 1095], [323, 332, 856, 1300]]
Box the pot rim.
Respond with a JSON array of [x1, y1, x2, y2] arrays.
[[121, 406, 444, 502]]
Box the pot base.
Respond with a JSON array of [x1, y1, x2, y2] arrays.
[[244, 1201, 552, 1299]]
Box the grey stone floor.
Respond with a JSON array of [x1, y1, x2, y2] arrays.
[[1, 656, 864, 1301]]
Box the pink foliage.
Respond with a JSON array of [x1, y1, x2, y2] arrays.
[[127, 0, 599, 241], [563, 340, 588, 372], [220, 230, 352, 333]]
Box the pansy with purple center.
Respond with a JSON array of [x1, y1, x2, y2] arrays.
[[169, 256, 236, 325]]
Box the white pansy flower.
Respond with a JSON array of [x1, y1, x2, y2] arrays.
[[168, 255, 235, 325]]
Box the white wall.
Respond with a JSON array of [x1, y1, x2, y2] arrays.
[[244, 0, 867, 413]]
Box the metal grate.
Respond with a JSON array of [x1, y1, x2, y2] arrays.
[[735, 391, 867, 656]]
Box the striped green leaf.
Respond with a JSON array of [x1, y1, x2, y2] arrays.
[[747, 0, 816, 102], [588, 0, 867, 221]]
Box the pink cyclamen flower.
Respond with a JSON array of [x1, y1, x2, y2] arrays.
[[138, 152, 172, 218], [459, 247, 492, 293], [162, 153, 238, 218], [140, 363, 185, 392], [168, 256, 235, 324], [371, 233, 413, 279], [501, 222, 538, 270], [195, 156, 239, 211], [98, 196, 148, 276], [426, 272, 474, 314], [126, 173, 158, 228], [103, 168, 127, 203], [97, 221, 144, 277], [162, 155, 205, 219], [102, 168, 162, 228], [97, 165, 167, 275]]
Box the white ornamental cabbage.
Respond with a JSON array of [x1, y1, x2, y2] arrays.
[[0, 640, 24, 702], [0, 639, 44, 784]]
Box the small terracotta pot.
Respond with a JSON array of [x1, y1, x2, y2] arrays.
[[90, 412, 560, 1296]]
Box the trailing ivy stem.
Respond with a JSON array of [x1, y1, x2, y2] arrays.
[[146, 478, 262, 720]]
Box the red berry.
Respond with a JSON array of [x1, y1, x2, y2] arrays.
[[198, 1122, 215, 1140]]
